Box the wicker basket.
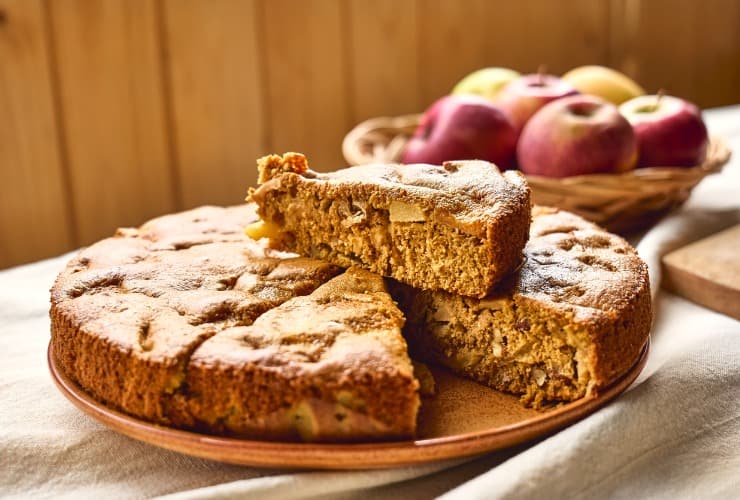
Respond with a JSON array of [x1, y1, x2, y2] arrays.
[[342, 114, 732, 234]]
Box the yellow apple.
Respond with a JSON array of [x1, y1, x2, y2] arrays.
[[451, 67, 520, 102], [562, 65, 646, 105]]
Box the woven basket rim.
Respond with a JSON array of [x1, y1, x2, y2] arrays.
[[341, 113, 732, 233], [342, 113, 731, 178]]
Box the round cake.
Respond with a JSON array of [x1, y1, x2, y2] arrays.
[[50, 204, 651, 441]]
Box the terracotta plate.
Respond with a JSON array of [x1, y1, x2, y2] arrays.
[[49, 339, 648, 470]]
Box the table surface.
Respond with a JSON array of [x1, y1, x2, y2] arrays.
[[1, 106, 739, 500]]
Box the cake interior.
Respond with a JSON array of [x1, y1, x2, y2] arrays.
[[251, 185, 497, 298], [397, 286, 597, 407]]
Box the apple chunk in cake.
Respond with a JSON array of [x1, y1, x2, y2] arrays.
[[247, 152, 531, 298]]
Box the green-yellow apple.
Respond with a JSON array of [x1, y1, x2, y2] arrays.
[[620, 94, 709, 167], [451, 67, 521, 102], [401, 95, 518, 169], [562, 65, 645, 105], [496, 74, 579, 133], [517, 95, 638, 177]]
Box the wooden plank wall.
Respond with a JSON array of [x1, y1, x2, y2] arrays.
[[1, 0, 739, 268]]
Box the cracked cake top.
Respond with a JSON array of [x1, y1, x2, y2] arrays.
[[51, 205, 342, 361]]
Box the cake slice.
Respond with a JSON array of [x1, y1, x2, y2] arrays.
[[393, 206, 652, 407], [183, 267, 421, 442], [247, 153, 531, 298]]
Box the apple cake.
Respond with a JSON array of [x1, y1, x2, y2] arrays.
[[50, 200, 651, 442], [246, 152, 531, 298], [393, 206, 652, 407], [50, 205, 420, 442]]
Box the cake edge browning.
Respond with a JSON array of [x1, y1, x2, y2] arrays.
[[583, 268, 652, 392]]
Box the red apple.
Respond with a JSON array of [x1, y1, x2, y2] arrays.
[[619, 94, 709, 167], [401, 95, 518, 169], [517, 95, 638, 177], [497, 73, 579, 132]]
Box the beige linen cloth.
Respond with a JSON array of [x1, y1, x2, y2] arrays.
[[2, 107, 739, 499]]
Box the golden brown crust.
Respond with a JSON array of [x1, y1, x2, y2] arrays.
[[184, 268, 419, 441], [395, 206, 652, 405], [50, 205, 419, 442], [524, 206, 652, 391], [249, 153, 531, 298]]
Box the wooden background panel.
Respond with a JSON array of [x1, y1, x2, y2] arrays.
[[419, 0, 611, 107], [0, 0, 73, 267], [162, 0, 265, 207], [611, 0, 740, 108], [417, 0, 494, 106], [47, 0, 175, 245], [347, 0, 421, 121], [610, 0, 698, 99], [692, 0, 740, 108], [260, 0, 348, 171], [2, 0, 740, 269]]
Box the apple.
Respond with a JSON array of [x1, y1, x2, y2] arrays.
[[517, 95, 638, 177], [401, 95, 518, 169], [619, 94, 709, 167], [496, 73, 579, 132], [562, 65, 645, 105], [451, 67, 521, 102]]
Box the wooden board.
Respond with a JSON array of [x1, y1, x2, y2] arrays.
[[49, 340, 648, 470], [662, 224, 740, 320]]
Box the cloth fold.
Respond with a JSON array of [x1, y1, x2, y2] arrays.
[[1, 106, 738, 499]]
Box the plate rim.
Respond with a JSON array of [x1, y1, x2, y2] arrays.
[[48, 338, 649, 469]]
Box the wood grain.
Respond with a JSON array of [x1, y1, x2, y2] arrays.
[[611, 0, 740, 108], [416, 0, 491, 106], [260, 0, 349, 170], [662, 224, 740, 320], [690, 0, 740, 108], [161, 0, 265, 207], [347, 0, 421, 121], [47, 0, 175, 246], [419, 0, 610, 107], [0, 0, 73, 267]]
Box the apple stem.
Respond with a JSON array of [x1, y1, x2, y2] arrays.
[[654, 88, 665, 111], [537, 64, 547, 85]]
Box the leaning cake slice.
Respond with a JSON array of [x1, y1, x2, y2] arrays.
[[247, 153, 531, 298], [184, 267, 420, 442]]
